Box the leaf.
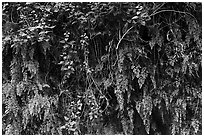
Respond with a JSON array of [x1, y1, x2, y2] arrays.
[[42, 84, 50, 88], [101, 54, 109, 62], [69, 121, 76, 126], [122, 22, 129, 34], [24, 61, 38, 76], [149, 40, 155, 50], [138, 6, 143, 11], [157, 35, 163, 47], [140, 20, 146, 26], [136, 95, 153, 134], [64, 116, 69, 121], [44, 26, 55, 29], [141, 12, 149, 19], [150, 75, 156, 89], [58, 61, 64, 65], [138, 76, 145, 89], [2, 83, 13, 98], [28, 26, 43, 31], [138, 67, 148, 89], [60, 40, 65, 43], [115, 89, 124, 111], [132, 65, 141, 78], [104, 78, 112, 90], [16, 82, 24, 96], [37, 83, 43, 91], [11, 43, 18, 48], [132, 15, 139, 20], [191, 119, 200, 134]]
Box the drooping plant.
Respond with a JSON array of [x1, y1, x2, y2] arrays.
[[2, 2, 202, 135]]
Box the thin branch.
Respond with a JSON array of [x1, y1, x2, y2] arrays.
[[116, 26, 134, 50], [150, 9, 197, 23], [152, 2, 166, 15], [113, 25, 135, 67]]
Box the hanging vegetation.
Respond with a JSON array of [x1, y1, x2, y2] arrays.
[[2, 2, 202, 135]]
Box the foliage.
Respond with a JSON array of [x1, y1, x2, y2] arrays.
[[2, 2, 202, 135]]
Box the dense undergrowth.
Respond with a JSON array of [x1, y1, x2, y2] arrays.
[[2, 2, 202, 135]]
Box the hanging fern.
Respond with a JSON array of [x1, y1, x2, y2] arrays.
[[2, 2, 201, 135]]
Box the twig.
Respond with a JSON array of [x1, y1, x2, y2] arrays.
[[150, 9, 197, 23], [89, 73, 109, 112], [113, 26, 134, 67], [89, 74, 103, 95], [152, 2, 166, 15], [116, 26, 134, 50]]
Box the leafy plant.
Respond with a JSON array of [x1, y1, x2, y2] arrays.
[[2, 2, 202, 135]]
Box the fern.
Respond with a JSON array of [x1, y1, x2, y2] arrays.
[[136, 94, 153, 134], [2, 2, 201, 135]]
